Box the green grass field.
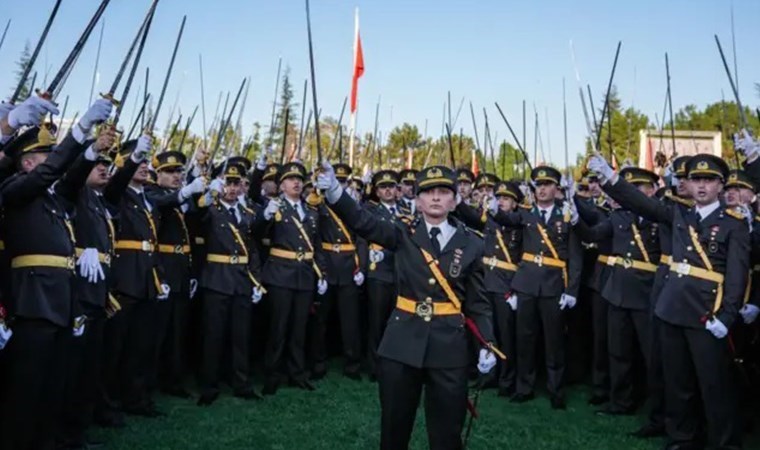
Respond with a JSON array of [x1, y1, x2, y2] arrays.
[[90, 369, 716, 450]]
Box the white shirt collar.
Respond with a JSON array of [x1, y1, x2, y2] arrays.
[[220, 199, 241, 222], [381, 201, 398, 213], [695, 200, 720, 221], [128, 185, 144, 195], [425, 219, 456, 251]]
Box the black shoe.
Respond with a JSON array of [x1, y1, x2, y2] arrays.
[[497, 387, 515, 398], [262, 380, 279, 396], [94, 409, 125, 429], [550, 395, 566, 410], [587, 394, 608, 406], [344, 371, 362, 382], [123, 404, 165, 418], [197, 391, 219, 407], [310, 370, 327, 381], [233, 388, 263, 401], [595, 406, 635, 417], [630, 423, 665, 438], [290, 379, 316, 391], [162, 386, 192, 399], [509, 393, 534, 403]]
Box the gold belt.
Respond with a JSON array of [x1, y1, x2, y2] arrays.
[[660, 254, 672, 265], [669, 262, 724, 284], [0, 240, 5, 251], [321, 243, 356, 253], [158, 244, 191, 255], [75, 247, 112, 265], [11, 254, 75, 270], [482, 256, 518, 272], [522, 252, 566, 269], [207, 254, 249, 264], [597, 255, 611, 265], [605, 256, 657, 273], [396, 296, 461, 321], [115, 240, 155, 252], [269, 248, 314, 262]]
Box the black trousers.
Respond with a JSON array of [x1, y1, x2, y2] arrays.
[[660, 320, 741, 448], [264, 286, 312, 382], [157, 291, 191, 390], [566, 285, 592, 384], [378, 358, 468, 450], [102, 295, 157, 410], [0, 319, 69, 450], [58, 315, 106, 446], [590, 289, 610, 398], [366, 279, 396, 377], [491, 292, 516, 392], [515, 294, 565, 397], [607, 304, 650, 411], [310, 282, 361, 375], [647, 269, 669, 427], [199, 290, 251, 394]]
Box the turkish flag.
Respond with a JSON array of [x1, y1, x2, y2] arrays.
[[350, 10, 364, 114]]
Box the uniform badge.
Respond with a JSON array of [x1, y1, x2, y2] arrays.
[[450, 249, 463, 277], [708, 242, 719, 253], [274, 211, 282, 222]]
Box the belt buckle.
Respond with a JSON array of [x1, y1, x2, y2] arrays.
[[622, 258, 633, 269], [296, 251, 305, 262], [141, 241, 151, 251], [533, 254, 543, 267], [676, 262, 691, 277], [174, 244, 183, 254], [415, 302, 433, 322], [332, 244, 341, 253], [66, 257, 75, 270], [606, 256, 617, 267], [230, 255, 240, 264], [103, 254, 111, 265]]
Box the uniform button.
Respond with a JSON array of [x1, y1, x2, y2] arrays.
[[540, 240, 545, 244], [425, 297, 432, 303], [630, 241, 635, 245], [626, 253, 631, 257], [712, 289, 717, 294], [428, 278, 436, 285], [687, 246, 693, 251]]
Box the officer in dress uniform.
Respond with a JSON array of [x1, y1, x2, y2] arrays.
[[103, 134, 170, 418], [455, 181, 523, 397], [398, 169, 418, 215], [309, 163, 365, 380], [0, 96, 112, 450], [490, 166, 583, 409], [575, 167, 662, 417], [196, 163, 264, 406], [317, 163, 498, 450], [474, 173, 499, 200], [259, 162, 328, 395], [146, 151, 206, 398], [456, 168, 475, 203], [589, 153, 748, 449], [363, 170, 404, 381]]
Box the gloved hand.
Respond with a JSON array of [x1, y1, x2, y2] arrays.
[[737, 205, 753, 231], [369, 249, 384, 264], [477, 348, 497, 374], [506, 293, 517, 311], [256, 151, 267, 170], [559, 293, 577, 310], [587, 154, 615, 183], [317, 279, 328, 296], [361, 170, 372, 185], [180, 176, 206, 200], [158, 283, 171, 301], [263, 198, 281, 220], [564, 200, 579, 226], [353, 271, 365, 286], [488, 197, 498, 214], [0, 321, 12, 350], [705, 317, 728, 339], [734, 129, 759, 161], [316, 161, 342, 203], [189, 279, 198, 299], [252, 286, 264, 304], [208, 178, 224, 195], [72, 316, 86, 337], [131, 134, 152, 163], [0, 102, 15, 121], [740, 304, 760, 324], [7, 96, 59, 129], [76, 248, 105, 284], [78, 98, 113, 133]]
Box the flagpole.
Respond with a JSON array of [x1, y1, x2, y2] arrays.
[[348, 7, 359, 167]]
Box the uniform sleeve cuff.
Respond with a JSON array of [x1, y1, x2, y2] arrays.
[[72, 124, 88, 144], [83, 146, 98, 161]]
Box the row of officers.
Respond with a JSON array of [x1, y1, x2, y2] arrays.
[[0, 95, 758, 450]]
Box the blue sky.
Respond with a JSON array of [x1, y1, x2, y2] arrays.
[[1, 0, 759, 166]]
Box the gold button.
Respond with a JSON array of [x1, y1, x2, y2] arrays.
[[428, 278, 436, 285]]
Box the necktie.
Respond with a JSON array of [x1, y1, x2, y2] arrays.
[[228, 207, 238, 224], [540, 209, 547, 224], [390, 206, 397, 216], [430, 227, 441, 256], [295, 203, 304, 221], [141, 192, 152, 212]]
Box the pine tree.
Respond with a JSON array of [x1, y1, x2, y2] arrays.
[[11, 41, 32, 100]]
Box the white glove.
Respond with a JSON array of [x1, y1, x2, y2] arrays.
[[189, 279, 198, 299], [737, 205, 753, 231], [7, 96, 59, 129], [78, 98, 113, 132], [559, 293, 577, 310], [208, 178, 224, 195], [488, 197, 498, 214], [353, 271, 365, 286], [180, 176, 206, 200], [361, 170, 372, 185], [734, 129, 759, 161], [477, 348, 497, 374], [131, 134, 152, 163], [76, 248, 105, 284], [0, 102, 15, 121], [560, 175, 571, 191], [506, 293, 517, 311], [158, 283, 170, 301], [587, 154, 615, 183], [705, 317, 728, 339], [317, 279, 328, 296], [0, 322, 12, 350], [72, 316, 86, 337], [256, 151, 267, 170], [263, 198, 281, 220], [252, 286, 264, 304], [564, 201, 579, 226], [317, 161, 342, 203], [369, 249, 384, 264], [740, 304, 760, 324]]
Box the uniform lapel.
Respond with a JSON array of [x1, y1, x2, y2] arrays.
[[411, 219, 437, 257], [440, 220, 468, 257]]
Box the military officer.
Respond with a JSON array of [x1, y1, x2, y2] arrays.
[[456, 168, 475, 202], [317, 163, 497, 450], [398, 169, 418, 215]]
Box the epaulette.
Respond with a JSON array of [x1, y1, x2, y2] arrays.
[[519, 203, 532, 210], [664, 191, 695, 207], [305, 192, 323, 208], [242, 205, 255, 216], [468, 228, 484, 239], [724, 207, 744, 221], [597, 204, 610, 212], [368, 200, 379, 206], [400, 215, 414, 225]]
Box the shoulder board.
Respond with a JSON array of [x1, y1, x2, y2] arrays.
[[468, 228, 484, 239], [664, 191, 695, 207], [725, 208, 744, 220], [400, 215, 414, 225], [368, 200, 379, 206], [242, 205, 254, 215], [519, 204, 532, 210]]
